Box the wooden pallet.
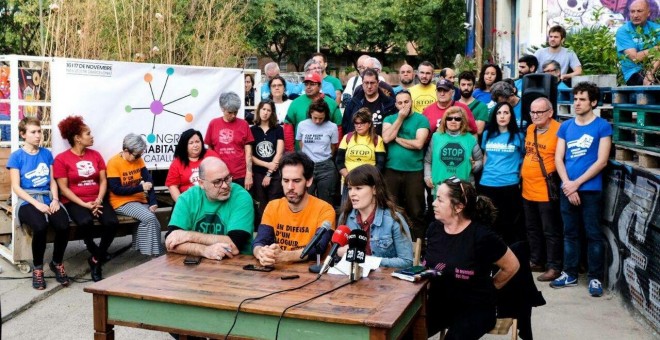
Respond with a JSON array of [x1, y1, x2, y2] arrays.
[[558, 87, 612, 105], [615, 145, 660, 171], [612, 86, 660, 106], [614, 126, 660, 148], [613, 107, 660, 128]]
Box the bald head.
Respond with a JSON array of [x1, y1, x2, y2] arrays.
[[630, 0, 651, 26], [399, 64, 415, 86], [199, 157, 228, 180]]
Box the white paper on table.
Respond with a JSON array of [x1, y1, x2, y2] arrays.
[[327, 254, 382, 277]]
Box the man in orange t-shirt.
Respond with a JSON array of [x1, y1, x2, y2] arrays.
[[253, 152, 336, 266], [520, 97, 563, 282]]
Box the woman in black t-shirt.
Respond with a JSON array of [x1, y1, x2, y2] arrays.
[[424, 176, 520, 339]]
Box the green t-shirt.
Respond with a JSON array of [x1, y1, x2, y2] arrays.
[[285, 95, 342, 149], [468, 99, 489, 122], [169, 184, 254, 254], [324, 75, 343, 92], [430, 132, 477, 185], [383, 112, 430, 171]]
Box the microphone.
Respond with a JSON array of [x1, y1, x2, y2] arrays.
[[300, 221, 332, 259], [318, 225, 351, 275], [346, 229, 368, 282]]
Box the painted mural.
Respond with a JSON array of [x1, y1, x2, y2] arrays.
[[603, 161, 660, 332], [548, 0, 660, 31]]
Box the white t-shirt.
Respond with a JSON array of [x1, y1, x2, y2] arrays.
[[296, 119, 338, 162], [274, 100, 292, 124]]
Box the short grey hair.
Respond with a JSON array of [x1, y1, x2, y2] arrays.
[[264, 62, 279, 74], [304, 58, 320, 72], [218, 92, 241, 112], [542, 59, 561, 72], [368, 57, 382, 72], [490, 81, 517, 100], [122, 133, 147, 153]]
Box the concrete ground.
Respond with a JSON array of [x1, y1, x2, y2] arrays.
[[1, 234, 658, 340]]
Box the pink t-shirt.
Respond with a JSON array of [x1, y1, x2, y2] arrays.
[[53, 148, 106, 204], [165, 149, 220, 193], [204, 117, 254, 179], [422, 100, 478, 135]]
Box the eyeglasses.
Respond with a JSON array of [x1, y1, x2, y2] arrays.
[[353, 121, 368, 126], [445, 116, 462, 122], [128, 150, 143, 158], [447, 176, 467, 205], [271, 83, 284, 88], [530, 108, 551, 116], [203, 175, 233, 188]]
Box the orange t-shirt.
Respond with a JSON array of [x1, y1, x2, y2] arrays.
[[521, 120, 560, 202], [106, 153, 148, 209], [261, 196, 336, 251]]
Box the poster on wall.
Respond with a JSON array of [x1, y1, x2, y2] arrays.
[[50, 58, 244, 169], [603, 161, 660, 332], [547, 0, 660, 31]]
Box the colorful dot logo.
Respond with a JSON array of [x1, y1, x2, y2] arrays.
[[125, 67, 198, 143]]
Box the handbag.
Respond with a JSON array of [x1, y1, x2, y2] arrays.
[[534, 128, 560, 201]]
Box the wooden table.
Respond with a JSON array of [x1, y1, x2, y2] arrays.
[[84, 254, 427, 340]]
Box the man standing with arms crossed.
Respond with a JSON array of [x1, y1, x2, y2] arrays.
[[551, 82, 612, 297]]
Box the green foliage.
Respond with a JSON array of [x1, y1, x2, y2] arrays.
[[563, 26, 618, 75], [0, 0, 41, 55]]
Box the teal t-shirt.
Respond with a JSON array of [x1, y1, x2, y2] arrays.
[[430, 132, 477, 185], [324, 75, 343, 92], [169, 184, 254, 254], [383, 112, 430, 171], [468, 99, 489, 123]]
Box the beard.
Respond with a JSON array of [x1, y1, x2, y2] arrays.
[[460, 89, 473, 99], [401, 78, 414, 85], [286, 190, 306, 204]]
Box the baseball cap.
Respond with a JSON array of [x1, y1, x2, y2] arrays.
[[303, 73, 322, 84], [436, 79, 454, 91]]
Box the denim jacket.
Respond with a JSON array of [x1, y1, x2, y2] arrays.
[[343, 207, 414, 268]]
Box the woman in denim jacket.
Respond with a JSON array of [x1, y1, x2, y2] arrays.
[[337, 164, 413, 268]]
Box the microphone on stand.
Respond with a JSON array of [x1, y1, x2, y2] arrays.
[[346, 229, 367, 282], [300, 221, 332, 259], [318, 225, 351, 275]]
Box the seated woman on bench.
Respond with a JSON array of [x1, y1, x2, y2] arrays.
[[106, 133, 162, 256], [54, 115, 118, 282], [8, 117, 70, 290], [165, 128, 219, 202]]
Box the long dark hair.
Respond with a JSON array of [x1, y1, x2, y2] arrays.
[[339, 165, 411, 234], [477, 63, 503, 91], [254, 101, 278, 128], [174, 129, 207, 167], [442, 177, 497, 226], [485, 102, 520, 144]]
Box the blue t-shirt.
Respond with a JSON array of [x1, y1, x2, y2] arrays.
[[480, 130, 525, 187], [616, 21, 660, 82], [261, 81, 298, 101], [557, 117, 612, 191], [473, 89, 492, 105], [7, 148, 54, 205], [488, 100, 526, 131]]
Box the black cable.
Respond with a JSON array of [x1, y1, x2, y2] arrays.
[[274, 280, 353, 340], [224, 275, 321, 340]]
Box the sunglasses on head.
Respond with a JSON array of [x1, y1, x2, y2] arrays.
[[446, 176, 467, 205]]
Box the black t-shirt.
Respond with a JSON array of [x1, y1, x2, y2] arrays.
[[363, 96, 394, 136], [250, 125, 284, 175], [424, 220, 507, 310]]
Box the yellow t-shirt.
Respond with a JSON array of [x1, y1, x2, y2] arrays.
[[521, 120, 560, 202], [106, 153, 148, 209], [338, 133, 385, 172], [261, 196, 336, 251], [409, 83, 436, 114]]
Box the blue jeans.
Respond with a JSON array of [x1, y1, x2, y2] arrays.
[[560, 191, 605, 281]]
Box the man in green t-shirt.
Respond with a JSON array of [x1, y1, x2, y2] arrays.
[[313, 53, 343, 106], [165, 157, 254, 259], [382, 90, 430, 241], [458, 71, 489, 137]]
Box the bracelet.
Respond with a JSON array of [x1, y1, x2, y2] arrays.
[[266, 172, 273, 177]]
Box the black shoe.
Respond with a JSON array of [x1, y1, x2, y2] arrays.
[[49, 261, 71, 286], [88, 257, 103, 282], [32, 268, 46, 290]]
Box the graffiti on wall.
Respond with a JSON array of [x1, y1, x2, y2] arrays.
[[603, 161, 660, 332], [548, 0, 660, 31]]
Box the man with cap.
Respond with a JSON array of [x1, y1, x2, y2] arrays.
[[285, 72, 343, 150], [422, 79, 479, 136], [490, 80, 529, 131]]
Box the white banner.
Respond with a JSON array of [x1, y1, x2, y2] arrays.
[[51, 58, 244, 169]]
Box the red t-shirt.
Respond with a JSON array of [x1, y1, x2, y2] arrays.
[[165, 149, 220, 193], [204, 117, 254, 179], [422, 101, 478, 135], [53, 148, 106, 204]]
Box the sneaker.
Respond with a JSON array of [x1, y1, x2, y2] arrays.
[[49, 261, 71, 286], [589, 279, 604, 297], [549, 271, 577, 288], [32, 268, 46, 290], [88, 256, 103, 282]]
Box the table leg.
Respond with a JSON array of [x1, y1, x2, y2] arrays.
[[412, 290, 427, 340], [93, 294, 115, 340]]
